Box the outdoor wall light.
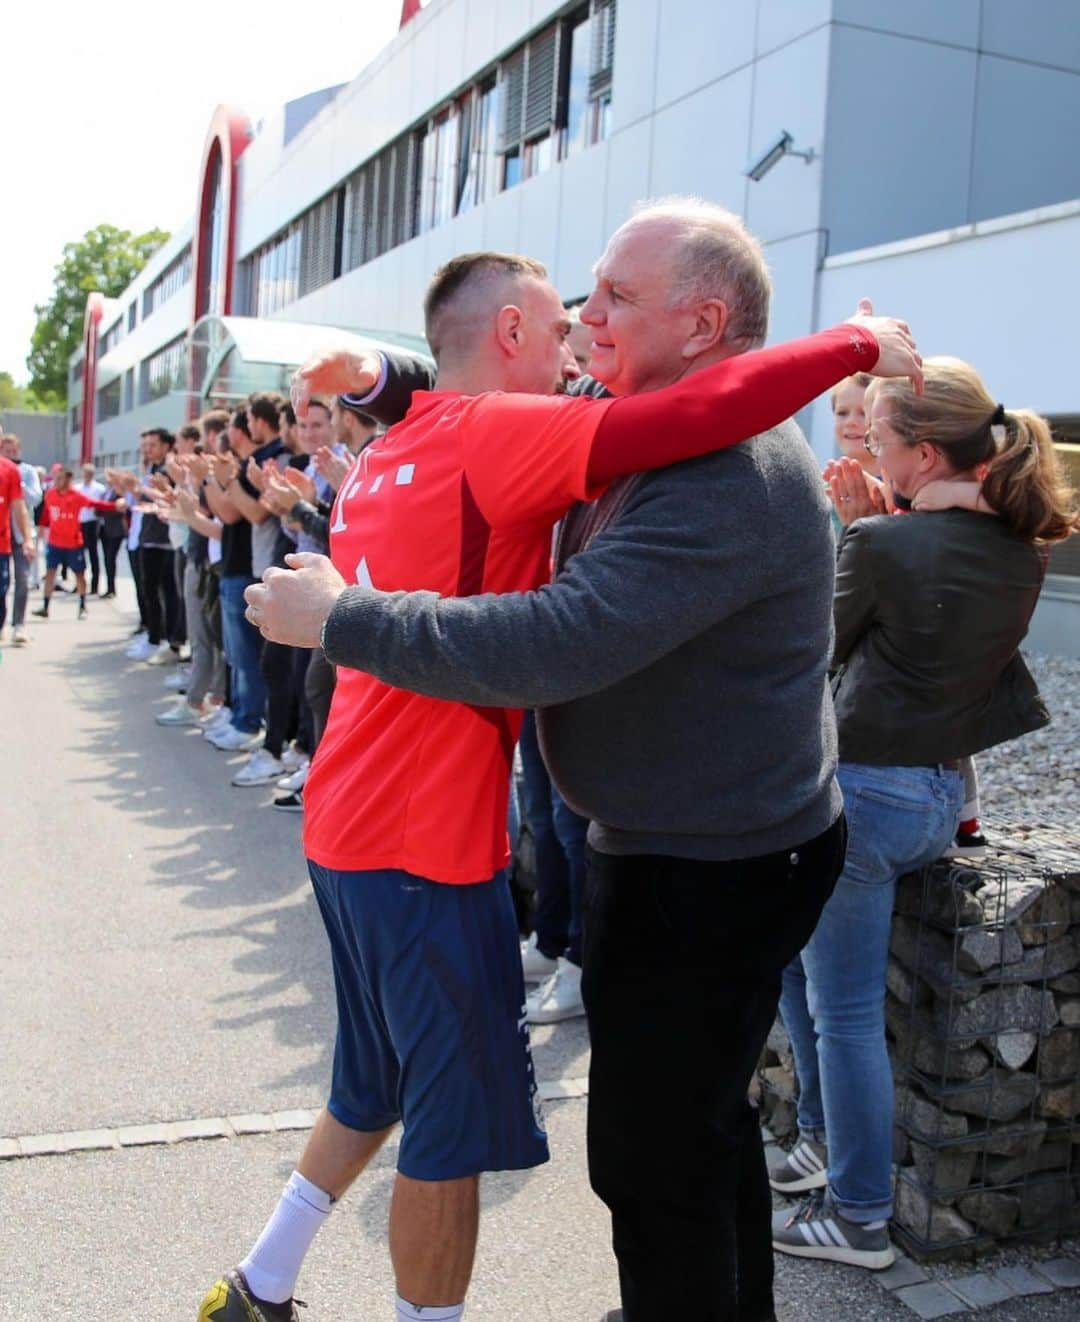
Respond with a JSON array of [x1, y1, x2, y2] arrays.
[[745, 130, 816, 181]]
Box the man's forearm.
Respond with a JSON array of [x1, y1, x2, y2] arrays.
[[13, 498, 32, 545]]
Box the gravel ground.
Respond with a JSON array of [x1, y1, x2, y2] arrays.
[[977, 652, 1080, 817]]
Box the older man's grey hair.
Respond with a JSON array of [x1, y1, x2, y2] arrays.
[[630, 197, 772, 350]]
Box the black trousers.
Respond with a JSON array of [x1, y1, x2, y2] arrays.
[[81, 520, 101, 593], [304, 647, 336, 750], [102, 534, 124, 595], [127, 545, 148, 627], [582, 817, 846, 1322], [139, 546, 179, 646], [261, 639, 299, 758]]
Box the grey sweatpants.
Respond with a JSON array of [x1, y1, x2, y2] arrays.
[[183, 560, 226, 707]]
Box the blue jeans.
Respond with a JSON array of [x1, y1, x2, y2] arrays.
[[779, 762, 963, 1223], [219, 575, 266, 733], [518, 711, 588, 966]]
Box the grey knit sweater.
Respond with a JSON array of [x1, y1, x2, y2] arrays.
[[321, 418, 842, 862]]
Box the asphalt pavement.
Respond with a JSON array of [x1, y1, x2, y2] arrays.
[[1, 571, 1075, 1320]]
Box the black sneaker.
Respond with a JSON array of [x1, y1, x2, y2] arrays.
[[272, 790, 304, 813], [943, 828, 988, 859], [197, 1268, 304, 1321], [78, 604, 88, 619], [31, 607, 49, 619]]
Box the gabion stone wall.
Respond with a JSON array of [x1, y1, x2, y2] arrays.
[[757, 822, 1080, 1260]]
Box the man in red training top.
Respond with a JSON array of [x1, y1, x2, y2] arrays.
[[201, 241, 918, 1322], [32, 467, 122, 620], [0, 452, 35, 639]]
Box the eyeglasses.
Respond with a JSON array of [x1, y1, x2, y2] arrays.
[[864, 434, 912, 458]]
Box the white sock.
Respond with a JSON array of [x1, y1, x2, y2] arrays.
[[395, 1298, 465, 1320], [239, 1170, 333, 1304]]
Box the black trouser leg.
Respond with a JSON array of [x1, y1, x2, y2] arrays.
[[139, 546, 167, 644], [304, 647, 335, 750], [102, 535, 122, 595], [581, 819, 846, 1322], [82, 520, 101, 594], [172, 548, 187, 645], [127, 545, 148, 627], [260, 639, 297, 758], [290, 645, 314, 754]]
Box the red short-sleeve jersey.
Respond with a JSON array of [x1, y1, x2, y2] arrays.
[[0, 457, 23, 556], [41, 488, 99, 550], [303, 389, 612, 885]]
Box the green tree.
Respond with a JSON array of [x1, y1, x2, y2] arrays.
[[0, 371, 23, 410], [27, 223, 169, 402]]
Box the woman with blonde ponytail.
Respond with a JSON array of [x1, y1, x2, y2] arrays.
[[774, 356, 1069, 1271]]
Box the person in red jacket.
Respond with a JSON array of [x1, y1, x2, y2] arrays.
[[32, 467, 122, 620]]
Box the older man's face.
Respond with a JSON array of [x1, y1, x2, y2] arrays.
[[0, 436, 18, 461], [580, 218, 701, 397]]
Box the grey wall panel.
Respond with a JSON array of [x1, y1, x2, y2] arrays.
[[832, 0, 980, 48], [822, 27, 977, 254], [971, 55, 1080, 223], [981, 0, 1080, 75]]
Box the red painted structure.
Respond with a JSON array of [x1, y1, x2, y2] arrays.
[[192, 106, 254, 323], [400, 0, 423, 26], [79, 293, 105, 464]]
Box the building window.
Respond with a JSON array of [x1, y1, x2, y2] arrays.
[[122, 367, 135, 414], [457, 81, 499, 215], [70, 359, 84, 387], [138, 334, 186, 405], [71, 403, 81, 434], [97, 378, 122, 422], [128, 303, 137, 332], [101, 319, 123, 356], [418, 109, 460, 233], [497, 26, 561, 187], [143, 245, 194, 319]]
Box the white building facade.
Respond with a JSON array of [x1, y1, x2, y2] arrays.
[[69, 0, 1080, 647]]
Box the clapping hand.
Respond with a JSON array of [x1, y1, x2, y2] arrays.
[[823, 456, 892, 527], [283, 466, 317, 505], [312, 446, 350, 493], [211, 451, 239, 488], [260, 472, 302, 520]]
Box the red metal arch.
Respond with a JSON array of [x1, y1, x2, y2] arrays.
[[192, 106, 253, 323], [80, 292, 105, 464]]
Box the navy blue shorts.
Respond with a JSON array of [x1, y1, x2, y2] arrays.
[[307, 862, 549, 1181], [46, 545, 86, 574]]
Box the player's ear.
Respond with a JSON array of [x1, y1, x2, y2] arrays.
[[494, 304, 524, 357]]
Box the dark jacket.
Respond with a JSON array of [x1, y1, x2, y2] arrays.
[[832, 510, 1049, 765]]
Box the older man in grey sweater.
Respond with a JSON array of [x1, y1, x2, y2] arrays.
[[256, 201, 920, 1322]]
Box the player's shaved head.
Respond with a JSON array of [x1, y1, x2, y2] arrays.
[[424, 252, 549, 365]]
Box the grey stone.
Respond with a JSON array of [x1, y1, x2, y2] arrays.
[[942, 1272, 1016, 1308], [983, 1118, 1046, 1157], [1018, 1172, 1077, 1230], [888, 956, 927, 1007], [896, 867, 985, 931], [894, 1084, 969, 1144], [766, 1018, 791, 1059], [116, 1123, 177, 1148], [1059, 997, 1080, 1027], [1038, 1027, 1080, 1082], [992, 1264, 1055, 1295], [895, 1177, 976, 1248], [1034, 1257, 1080, 1288], [941, 983, 1059, 1044], [959, 926, 1023, 974], [1017, 885, 1071, 946], [887, 997, 992, 1081], [911, 1140, 977, 1202], [1050, 972, 1080, 993], [877, 1255, 930, 1290], [957, 1189, 1021, 1238], [983, 1029, 1038, 1071], [762, 1064, 796, 1102], [173, 1116, 230, 1142], [890, 917, 981, 999], [986, 1140, 1072, 1188], [1038, 1083, 1080, 1122], [997, 932, 1080, 982], [893, 1280, 970, 1317], [929, 1069, 1039, 1123]]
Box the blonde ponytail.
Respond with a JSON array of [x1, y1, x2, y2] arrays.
[[982, 410, 1079, 544]]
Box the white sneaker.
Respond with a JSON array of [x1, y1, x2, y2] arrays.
[[280, 742, 310, 774], [231, 748, 287, 787], [163, 667, 191, 692], [521, 931, 559, 984], [155, 697, 201, 727], [199, 704, 231, 730], [126, 638, 158, 662], [146, 642, 178, 666], [207, 725, 264, 752], [276, 764, 310, 793], [11, 626, 28, 646], [526, 958, 585, 1024], [124, 630, 148, 653]]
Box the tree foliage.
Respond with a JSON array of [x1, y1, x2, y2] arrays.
[[27, 224, 169, 402]]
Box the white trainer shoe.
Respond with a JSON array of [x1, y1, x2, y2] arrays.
[[521, 931, 558, 984], [146, 642, 178, 666], [11, 626, 28, 646], [280, 742, 310, 774], [231, 748, 287, 787], [155, 698, 201, 727], [526, 958, 586, 1024], [199, 704, 232, 730], [126, 638, 157, 662], [163, 667, 191, 692], [276, 764, 310, 793], [208, 725, 264, 752]]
